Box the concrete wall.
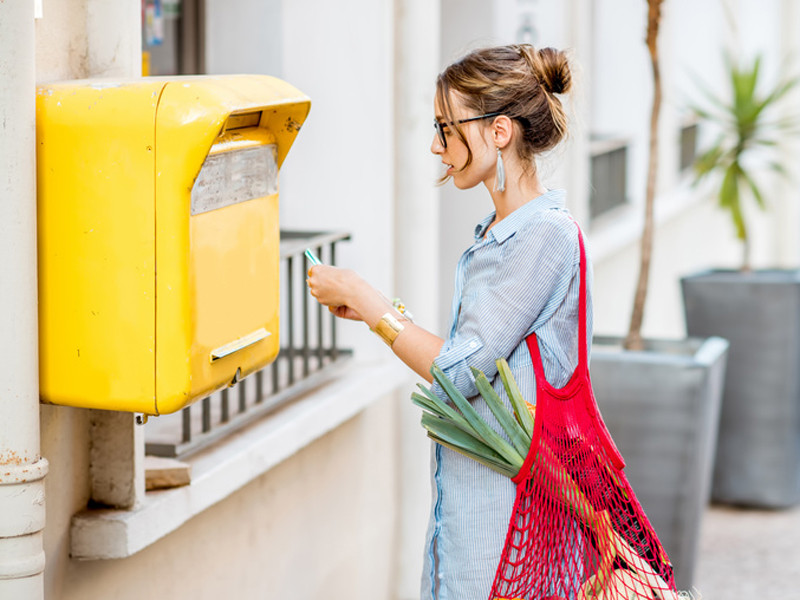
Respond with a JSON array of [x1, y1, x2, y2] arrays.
[[43, 395, 399, 600]]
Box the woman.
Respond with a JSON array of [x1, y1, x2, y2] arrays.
[[306, 43, 591, 600]]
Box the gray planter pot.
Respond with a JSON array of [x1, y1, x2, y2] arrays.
[[682, 269, 800, 508], [589, 335, 729, 591]]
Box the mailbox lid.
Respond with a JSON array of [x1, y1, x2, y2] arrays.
[[154, 76, 309, 414]]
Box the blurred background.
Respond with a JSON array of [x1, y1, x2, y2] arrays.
[[3, 0, 799, 598]]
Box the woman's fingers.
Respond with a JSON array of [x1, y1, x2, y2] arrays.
[[306, 266, 363, 321]]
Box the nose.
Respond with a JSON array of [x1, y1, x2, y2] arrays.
[[431, 133, 444, 155]]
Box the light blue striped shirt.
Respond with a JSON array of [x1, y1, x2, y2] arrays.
[[421, 189, 593, 600]]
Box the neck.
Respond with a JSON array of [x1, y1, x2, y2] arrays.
[[486, 165, 546, 221]]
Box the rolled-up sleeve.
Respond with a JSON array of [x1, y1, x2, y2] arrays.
[[431, 214, 577, 402]]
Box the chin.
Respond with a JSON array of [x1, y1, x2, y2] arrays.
[[451, 175, 480, 190]]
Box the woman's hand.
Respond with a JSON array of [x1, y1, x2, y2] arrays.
[[328, 304, 363, 321], [307, 264, 444, 383], [306, 265, 368, 322]]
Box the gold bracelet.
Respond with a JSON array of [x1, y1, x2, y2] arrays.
[[371, 312, 405, 347]]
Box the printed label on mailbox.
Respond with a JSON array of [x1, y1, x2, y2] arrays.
[[191, 144, 278, 215]]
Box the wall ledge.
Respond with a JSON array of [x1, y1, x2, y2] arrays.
[[70, 359, 412, 560]]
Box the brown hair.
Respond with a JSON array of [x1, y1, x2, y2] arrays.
[[436, 44, 572, 175]]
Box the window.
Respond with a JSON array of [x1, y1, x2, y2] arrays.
[[679, 121, 698, 173], [589, 136, 629, 220]]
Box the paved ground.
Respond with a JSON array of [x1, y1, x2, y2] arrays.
[[694, 502, 800, 598]]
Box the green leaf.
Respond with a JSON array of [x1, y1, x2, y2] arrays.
[[770, 114, 800, 131], [419, 412, 480, 448], [421, 413, 502, 459], [687, 66, 730, 114], [719, 166, 746, 241], [430, 364, 524, 466], [413, 382, 443, 406], [688, 104, 716, 121], [758, 74, 800, 114], [740, 170, 767, 211], [718, 163, 740, 209], [420, 412, 522, 476], [732, 55, 759, 110], [411, 395, 476, 439], [426, 432, 518, 478], [411, 387, 475, 433], [497, 359, 535, 438], [754, 138, 780, 147], [768, 160, 791, 179], [693, 141, 727, 181], [470, 367, 532, 457]]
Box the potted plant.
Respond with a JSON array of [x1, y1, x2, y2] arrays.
[[680, 53, 800, 508], [588, 0, 729, 590]]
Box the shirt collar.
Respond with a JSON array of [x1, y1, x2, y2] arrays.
[[473, 189, 566, 243]]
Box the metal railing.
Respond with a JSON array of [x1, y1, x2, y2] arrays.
[[145, 230, 352, 459]]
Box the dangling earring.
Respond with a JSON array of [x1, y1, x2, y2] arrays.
[[494, 147, 506, 193]]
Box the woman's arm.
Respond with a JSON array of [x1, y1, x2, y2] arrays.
[[306, 265, 443, 382]]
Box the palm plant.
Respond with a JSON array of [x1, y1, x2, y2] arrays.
[[691, 54, 799, 271]]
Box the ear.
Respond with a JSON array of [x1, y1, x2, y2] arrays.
[[491, 115, 514, 149]]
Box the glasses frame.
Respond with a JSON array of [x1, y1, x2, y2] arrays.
[[434, 112, 503, 149]]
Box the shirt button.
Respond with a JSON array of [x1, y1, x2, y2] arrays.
[[469, 341, 478, 349]]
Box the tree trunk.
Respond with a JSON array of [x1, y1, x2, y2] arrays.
[[742, 233, 752, 273], [624, 0, 664, 351]]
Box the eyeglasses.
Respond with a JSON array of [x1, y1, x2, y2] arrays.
[[433, 112, 502, 149]]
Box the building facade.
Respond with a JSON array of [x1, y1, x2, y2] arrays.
[[1, 1, 798, 599]]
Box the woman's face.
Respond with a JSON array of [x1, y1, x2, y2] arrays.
[[431, 92, 497, 190]]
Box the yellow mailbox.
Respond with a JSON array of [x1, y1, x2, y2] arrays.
[[37, 75, 310, 415]]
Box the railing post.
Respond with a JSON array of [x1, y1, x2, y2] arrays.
[[302, 253, 311, 377], [287, 255, 296, 384], [330, 243, 339, 361]]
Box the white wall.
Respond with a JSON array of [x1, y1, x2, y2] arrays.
[[37, 2, 409, 600], [278, 0, 397, 356], [204, 0, 283, 77]]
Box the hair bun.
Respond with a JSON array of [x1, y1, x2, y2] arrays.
[[536, 47, 571, 95]]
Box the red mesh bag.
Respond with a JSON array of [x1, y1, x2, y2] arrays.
[[489, 225, 679, 600]]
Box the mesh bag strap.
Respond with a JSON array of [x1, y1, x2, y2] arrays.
[[524, 222, 624, 471]]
